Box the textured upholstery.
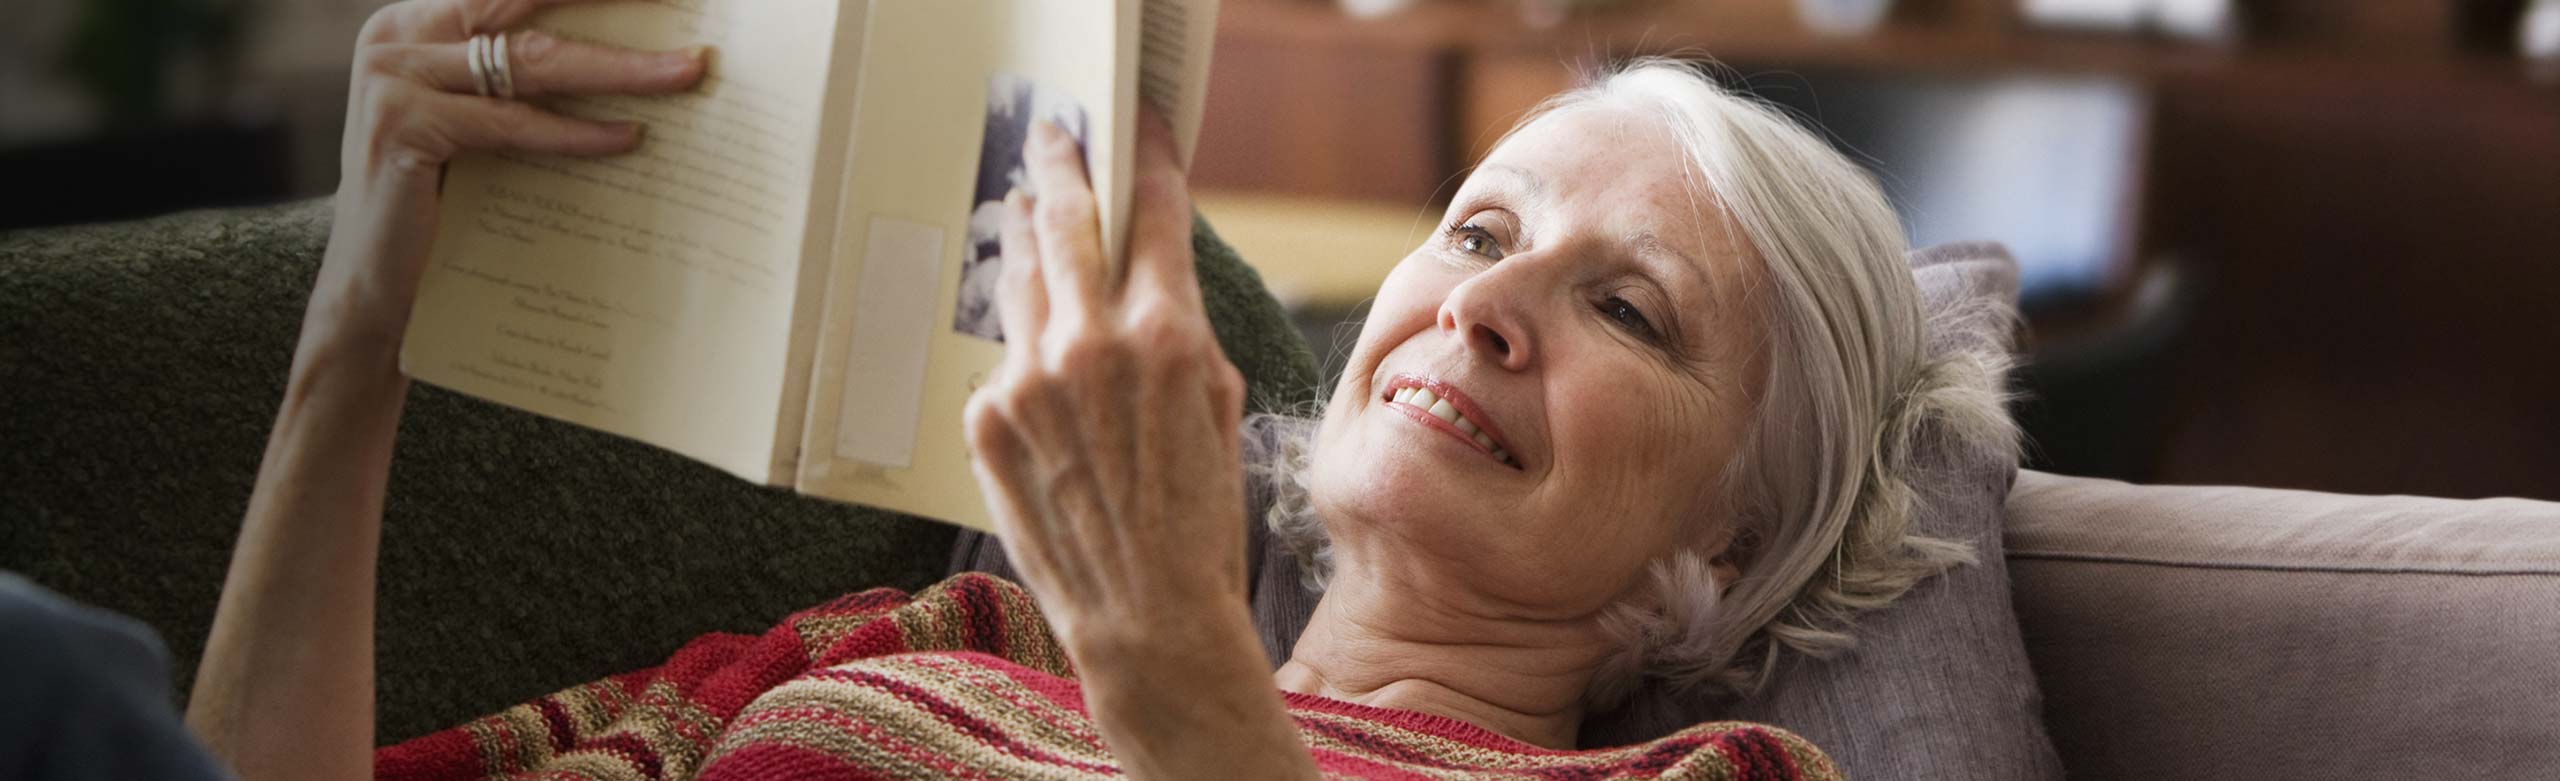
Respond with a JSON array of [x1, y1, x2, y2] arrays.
[[0, 200, 1319, 742], [2007, 471, 2560, 779], [956, 242, 2066, 779]]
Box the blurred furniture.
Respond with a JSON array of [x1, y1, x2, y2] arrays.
[[1, 0, 390, 227], [1192, 192, 1422, 382], [0, 122, 292, 231], [0, 0, 291, 230], [2011, 259, 2195, 481], [2007, 470, 2560, 778], [1194, 191, 1427, 311], [1197, 0, 2560, 500], [8, 204, 2556, 777], [1748, 69, 2152, 303], [1196, 0, 2553, 205], [1741, 69, 2195, 482]]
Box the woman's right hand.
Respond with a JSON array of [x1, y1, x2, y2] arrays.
[[310, 0, 706, 354], [185, 6, 704, 778]]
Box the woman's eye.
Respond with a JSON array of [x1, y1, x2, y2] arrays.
[[1452, 225, 1505, 260], [1600, 295, 1660, 341]]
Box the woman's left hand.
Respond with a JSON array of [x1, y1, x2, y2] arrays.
[[964, 111, 1252, 662], [965, 110, 1315, 781]]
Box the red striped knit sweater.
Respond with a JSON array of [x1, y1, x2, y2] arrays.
[[376, 573, 1838, 780]]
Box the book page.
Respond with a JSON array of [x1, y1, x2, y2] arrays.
[[1137, 0, 1221, 169], [793, 0, 1134, 530], [770, 1, 872, 481], [794, 0, 1219, 530], [403, 0, 841, 483]]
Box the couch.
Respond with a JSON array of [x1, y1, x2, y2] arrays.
[[5, 202, 2554, 778]]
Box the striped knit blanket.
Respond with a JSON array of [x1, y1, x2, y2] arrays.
[[376, 573, 1838, 780]]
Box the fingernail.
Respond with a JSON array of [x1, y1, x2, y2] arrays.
[[674, 46, 711, 76], [1048, 122, 1077, 151]]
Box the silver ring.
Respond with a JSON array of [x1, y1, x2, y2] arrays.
[[466, 34, 493, 97], [491, 32, 517, 100]]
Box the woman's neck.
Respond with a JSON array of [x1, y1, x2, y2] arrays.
[[1271, 560, 1616, 750]]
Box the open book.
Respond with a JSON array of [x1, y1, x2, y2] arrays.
[[400, 0, 1220, 531]]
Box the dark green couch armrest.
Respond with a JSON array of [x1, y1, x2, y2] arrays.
[[0, 199, 1318, 742]]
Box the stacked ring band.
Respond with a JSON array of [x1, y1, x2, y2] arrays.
[[466, 33, 516, 99], [466, 34, 493, 97], [491, 33, 516, 99]]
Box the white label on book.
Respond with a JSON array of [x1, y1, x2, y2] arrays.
[[835, 216, 948, 469]]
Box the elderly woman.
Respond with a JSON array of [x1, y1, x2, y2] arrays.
[[183, 1, 2012, 778]]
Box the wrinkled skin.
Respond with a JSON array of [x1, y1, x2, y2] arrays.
[[187, 2, 707, 780], [963, 115, 1312, 779], [1280, 106, 1773, 748]]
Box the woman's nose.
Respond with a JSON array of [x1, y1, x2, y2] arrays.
[[1436, 267, 1536, 372]]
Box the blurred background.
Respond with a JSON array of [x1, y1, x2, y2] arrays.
[[4, 0, 2557, 499]]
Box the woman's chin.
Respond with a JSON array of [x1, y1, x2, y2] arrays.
[[1313, 426, 1518, 531]]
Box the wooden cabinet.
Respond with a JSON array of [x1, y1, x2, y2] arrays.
[[1198, 0, 2555, 205]]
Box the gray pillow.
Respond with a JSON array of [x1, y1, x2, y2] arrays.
[[953, 242, 2062, 779], [1575, 242, 2064, 778]]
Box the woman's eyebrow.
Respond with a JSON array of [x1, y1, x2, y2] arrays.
[[1474, 163, 1547, 198], [1630, 230, 1713, 302]]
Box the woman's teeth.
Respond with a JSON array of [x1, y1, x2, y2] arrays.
[[1390, 386, 1508, 460]]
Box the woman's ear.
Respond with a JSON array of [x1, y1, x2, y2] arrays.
[[1701, 525, 1752, 596]]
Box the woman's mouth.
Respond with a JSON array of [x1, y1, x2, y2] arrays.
[[1380, 376, 1521, 469]]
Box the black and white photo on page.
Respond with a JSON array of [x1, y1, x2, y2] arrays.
[[956, 72, 1091, 343]]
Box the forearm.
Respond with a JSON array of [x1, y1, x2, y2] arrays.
[[1078, 608, 1322, 781], [185, 290, 411, 781]]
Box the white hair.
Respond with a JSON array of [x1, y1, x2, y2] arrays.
[[1256, 58, 2020, 707]]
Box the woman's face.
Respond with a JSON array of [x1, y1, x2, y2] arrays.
[[1310, 106, 1771, 616]]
